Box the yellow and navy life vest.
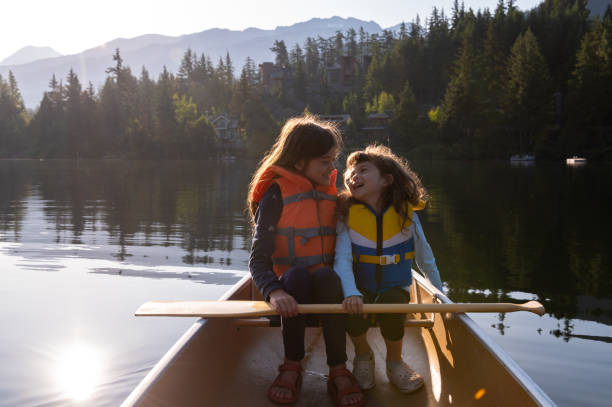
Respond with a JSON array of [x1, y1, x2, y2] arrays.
[[251, 165, 337, 277], [347, 201, 424, 294]]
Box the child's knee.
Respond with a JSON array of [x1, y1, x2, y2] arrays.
[[312, 266, 340, 286], [380, 319, 405, 341], [312, 267, 343, 299], [281, 267, 312, 296], [378, 287, 410, 304]]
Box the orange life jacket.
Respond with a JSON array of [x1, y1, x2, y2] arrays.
[[251, 165, 337, 276]]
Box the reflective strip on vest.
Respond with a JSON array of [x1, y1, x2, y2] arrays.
[[276, 226, 336, 261], [353, 252, 414, 265], [282, 190, 337, 206]]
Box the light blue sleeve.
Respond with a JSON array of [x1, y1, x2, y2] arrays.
[[412, 213, 443, 290], [333, 221, 362, 298]]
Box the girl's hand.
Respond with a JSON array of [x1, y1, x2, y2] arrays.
[[269, 289, 299, 318], [343, 295, 364, 315]]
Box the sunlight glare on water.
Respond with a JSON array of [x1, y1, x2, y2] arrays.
[[55, 344, 105, 401]]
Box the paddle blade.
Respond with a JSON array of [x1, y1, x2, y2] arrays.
[[135, 300, 277, 318], [523, 300, 546, 316]]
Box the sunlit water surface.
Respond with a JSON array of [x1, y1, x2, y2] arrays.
[[0, 159, 610, 406]]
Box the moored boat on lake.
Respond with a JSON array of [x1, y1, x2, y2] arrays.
[[566, 156, 587, 165], [121, 272, 555, 407], [510, 153, 536, 162]]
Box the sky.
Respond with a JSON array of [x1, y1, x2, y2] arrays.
[[0, 0, 542, 62]]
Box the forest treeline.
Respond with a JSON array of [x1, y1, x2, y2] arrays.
[[0, 0, 611, 159]]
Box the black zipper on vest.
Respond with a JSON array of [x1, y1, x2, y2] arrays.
[[313, 186, 325, 259], [375, 211, 382, 293]]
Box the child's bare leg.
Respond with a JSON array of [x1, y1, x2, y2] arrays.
[[385, 338, 402, 361]]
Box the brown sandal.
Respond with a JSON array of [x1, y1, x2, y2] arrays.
[[327, 368, 366, 407], [267, 362, 303, 405]]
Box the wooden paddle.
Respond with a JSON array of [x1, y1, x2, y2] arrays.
[[135, 300, 545, 318]]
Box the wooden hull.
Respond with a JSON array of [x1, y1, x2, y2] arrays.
[[122, 273, 555, 406]]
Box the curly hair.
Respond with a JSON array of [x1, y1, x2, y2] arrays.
[[338, 144, 428, 228]]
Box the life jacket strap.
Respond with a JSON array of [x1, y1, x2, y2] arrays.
[[277, 226, 336, 245], [275, 226, 335, 266], [353, 252, 414, 265], [283, 190, 337, 205], [272, 253, 335, 267]]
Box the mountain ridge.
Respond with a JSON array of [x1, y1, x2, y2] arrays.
[[0, 16, 392, 109], [0, 46, 62, 66]]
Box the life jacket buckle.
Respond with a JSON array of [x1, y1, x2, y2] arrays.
[[380, 254, 399, 265]]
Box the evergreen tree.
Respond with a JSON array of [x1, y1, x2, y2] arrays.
[[342, 91, 366, 136], [241, 99, 278, 155], [305, 37, 320, 81], [399, 22, 408, 41], [393, 80, 419, 136], [363, 43, 383, 101], [154, 66, 177, 152], [132, 67, 156, 156], [439, 31, 482, 140], [290, 44, 307, 100], [333, 31, 345, 64], [225, 52, 234, 86], [271, 40, 289, 67], [28, 76, 66, 157], [64, 69, 84, 157], [0, 72, 27, 156], [346, 28, 358, 56], [178, 49, 194, 81], [504, 28, 553, 152], [244, 56, 259, 86], [568, 16, 612, 140], [230, 63, 251, 114]]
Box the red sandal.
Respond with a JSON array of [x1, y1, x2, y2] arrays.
[[267, 362, 303, 405], [327, 368, 366, 407]]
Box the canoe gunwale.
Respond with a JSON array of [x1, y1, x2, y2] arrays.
[[412, 272, 556, 406], [120, 274, 252, 407]]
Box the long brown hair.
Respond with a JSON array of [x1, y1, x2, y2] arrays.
[[247, 116, 342, 220], [338, 144, 427, 228]]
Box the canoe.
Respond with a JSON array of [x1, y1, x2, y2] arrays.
[[121, 272, 556, 406]]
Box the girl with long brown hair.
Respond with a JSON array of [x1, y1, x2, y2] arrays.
[[248, 116, 364, 407]]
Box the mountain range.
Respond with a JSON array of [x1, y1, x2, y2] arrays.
[[2, 1, 608, 110], [0, 46, 62, 66], [0, 17, 390, 109]]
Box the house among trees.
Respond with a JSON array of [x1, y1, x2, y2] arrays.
[[208, 114, 242, 152], [362, 112, 391, 143], [318, 114, 351, 132], [258, 62, 291, 95], [326, 56, 361, 92]]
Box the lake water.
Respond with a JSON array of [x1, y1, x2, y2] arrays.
[[0, 158, 610, 406]]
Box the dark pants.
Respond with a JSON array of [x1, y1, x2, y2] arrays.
[[346, 287, 410, 341], [280, 266, 347, 367]]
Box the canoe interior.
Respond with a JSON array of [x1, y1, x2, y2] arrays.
[[122, 273, 553, 407]]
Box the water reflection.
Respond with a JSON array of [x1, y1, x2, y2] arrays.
[[0, 159, 253, 270], [413, 160, 612, 328], [0, 159, 611, 325], [1, 158, 611, 406], [55, 344, 105, 401]]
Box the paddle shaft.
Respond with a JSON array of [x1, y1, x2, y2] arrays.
[[135, 300, 545, 318]]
